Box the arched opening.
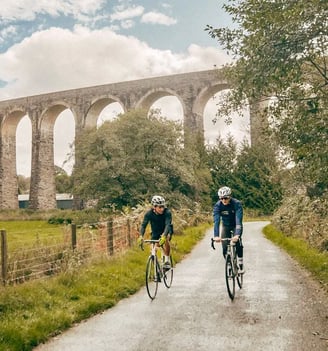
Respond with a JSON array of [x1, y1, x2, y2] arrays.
[[204, 90, 250, 146], [16, 115, 32, 198], [150, 96, 183, 123], [16, 115, 32, 177], [54, 109, 75, 175], [97, 102, 124, 128]]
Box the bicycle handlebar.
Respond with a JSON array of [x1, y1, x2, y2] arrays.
[[211, 238, 216, 250], [211, 237, 236, 250], [139, 239, 160, 251]]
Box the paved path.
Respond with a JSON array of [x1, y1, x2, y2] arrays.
[[35, 222, 328, 351]]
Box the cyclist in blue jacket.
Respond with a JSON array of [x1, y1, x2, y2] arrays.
[[213, 186, 244, 273], [139, 195, 173, 269]]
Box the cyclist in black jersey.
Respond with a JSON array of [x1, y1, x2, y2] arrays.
[[213, 186, 244, 273], [139, 195, 173, 269]]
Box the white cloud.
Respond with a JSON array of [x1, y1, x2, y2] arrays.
[[0, 25, 17, 38], [120, 19, 135, 29], [0, 26, 230, 99], [110, 5, 144, 21], [141, 11, 177, 26], [0, 0, 105, 22]]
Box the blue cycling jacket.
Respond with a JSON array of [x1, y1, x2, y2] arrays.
[[213, 198, 243, 237]]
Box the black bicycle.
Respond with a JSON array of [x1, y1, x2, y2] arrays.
[[211, 237, 243, 300], [141, 239, 174, 300]]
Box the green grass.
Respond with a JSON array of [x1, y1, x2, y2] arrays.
[[0, 223, 210, 351], [263, 224, 328, 293], [0, 221, 65, 251]]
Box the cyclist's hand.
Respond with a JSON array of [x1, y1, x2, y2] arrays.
[[137, 236, 144, 246], [213, 236, 221, 243], [232, 235, 239, 243], [159, 235, 166, 246]]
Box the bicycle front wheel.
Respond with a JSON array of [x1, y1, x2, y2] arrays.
[[163, 255, 174, 288], [237, 271, 243, 289], [225, 256, 235, 300], [146, 256, 159, 300]]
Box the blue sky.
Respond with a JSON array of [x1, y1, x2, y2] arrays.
[[0, 1, 249, 176], [0, 0, 233, 54]]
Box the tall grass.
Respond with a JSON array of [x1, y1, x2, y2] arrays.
[[263, 224, 328, 292]]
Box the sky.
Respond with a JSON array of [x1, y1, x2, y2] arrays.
[[0, 0, 249, 176]]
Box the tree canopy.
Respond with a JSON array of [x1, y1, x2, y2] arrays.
[[206, 135, 282, 214], [206, 0, 328, 194], [72, 109, 208, 209]]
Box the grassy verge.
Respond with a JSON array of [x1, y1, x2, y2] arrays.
[[263, 224, 328, 293], [0, 224, 210, 351]]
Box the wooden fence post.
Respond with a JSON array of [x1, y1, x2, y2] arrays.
[[127, 218, 132, 247], [107, 219, 114, 256], [71, 223, 77, 250], [1, 230, 7, 285]]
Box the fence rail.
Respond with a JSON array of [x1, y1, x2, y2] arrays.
[[0, 216, 140, 285]]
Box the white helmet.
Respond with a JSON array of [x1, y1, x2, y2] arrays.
[[151, 195, 165, 206], [218, 186, 232, 198]]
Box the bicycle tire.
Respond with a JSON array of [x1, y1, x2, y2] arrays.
[[237, 271, 243, 289], [146, 255, 159, 300], [163, 255, 174, 288], [225, 256, 235, 300]]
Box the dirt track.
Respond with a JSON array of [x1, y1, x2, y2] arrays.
[[35, 222, 328, 351]]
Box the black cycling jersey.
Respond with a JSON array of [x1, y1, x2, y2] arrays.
[[140, 207, 173, 240]]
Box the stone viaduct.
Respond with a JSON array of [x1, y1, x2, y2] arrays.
[[0, 68, 264, 210]]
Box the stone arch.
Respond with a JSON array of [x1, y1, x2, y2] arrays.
[[1, 109, 27, 208], [193, 82, 230, 120], [29, 102, 76, 209], [85, 96, 125, 129], [40, 103, 76, 129], [135, 88, 186, 113]]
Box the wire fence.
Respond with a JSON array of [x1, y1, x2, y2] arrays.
[[0, 216, 140, 285]]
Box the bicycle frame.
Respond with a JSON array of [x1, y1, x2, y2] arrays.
[[211, 237, 243, 300], [141, 239, 173, 300]]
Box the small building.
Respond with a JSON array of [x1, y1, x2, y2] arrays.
[[18, 194, 74, 209]]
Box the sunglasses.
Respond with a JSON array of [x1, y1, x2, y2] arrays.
[[220, 197, 230, 200], [156, 205, 165, 209]]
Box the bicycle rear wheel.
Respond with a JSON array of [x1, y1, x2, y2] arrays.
[[163, 255, 174, 288], [146, 256, 159, 300], [225, 256, 235, 300]]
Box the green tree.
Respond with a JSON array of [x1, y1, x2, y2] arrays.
[[55, 167, 72, 194], [206, 0, 328, 194], [206, 134, 238, 204], [206, 136, 283, 214], [72, 109, 202, 209], [233, 141, 283, 214], [17, 175, 30, 194]]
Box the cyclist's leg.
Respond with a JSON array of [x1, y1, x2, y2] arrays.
[[221, 226, 232, 258], [164, 233, 171, 255], [236, 236, 243, 258], [162, 234, 172, 268], [236, 236, 244, 274]]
